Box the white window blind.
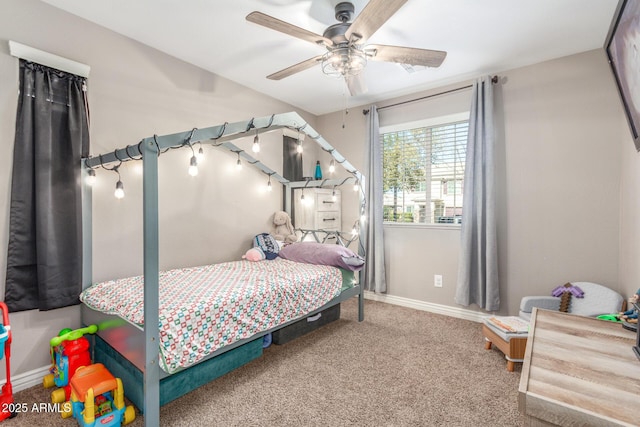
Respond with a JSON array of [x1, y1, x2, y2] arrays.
[[382, 119, 468, 224]]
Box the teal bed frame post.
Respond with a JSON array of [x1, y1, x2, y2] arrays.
[[357, 175, 366, 322], [141, 137, 160, 427], [81, 163, 93, 294]]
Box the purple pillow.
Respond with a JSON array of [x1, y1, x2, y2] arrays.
[[278, 242, 365, 271]]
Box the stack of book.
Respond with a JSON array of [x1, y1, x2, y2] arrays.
[[485, 316, 529, 334]]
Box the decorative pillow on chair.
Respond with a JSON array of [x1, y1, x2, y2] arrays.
[[278, 242, 365, 271]]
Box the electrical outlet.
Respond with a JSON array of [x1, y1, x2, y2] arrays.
[[434, 275, 443, 288]]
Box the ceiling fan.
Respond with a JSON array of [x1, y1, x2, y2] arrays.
[[246, 0, 447, 96]]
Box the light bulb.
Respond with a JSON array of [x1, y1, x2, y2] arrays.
[[114, 180, 125, 199], [252, 134, 260, 153], [332, 190, 337, 202], [329, 160, 335, 173], [235, 152, 243, 170], [351, 226, 358, 237], [267, 180, 272, 192], [188, 156, 198, 176], [353, 181, 359, 192], [85, 169, 96, 186], [297, 142, 303, 154], [196, 146, 204, 162]]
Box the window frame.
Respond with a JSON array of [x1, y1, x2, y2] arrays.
[[380, 112, 470, 228]]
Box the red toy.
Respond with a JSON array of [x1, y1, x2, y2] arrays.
[[0, 302, 15, 421], [43, 325, 97, 404]]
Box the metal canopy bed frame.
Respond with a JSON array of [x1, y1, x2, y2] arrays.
[[81, 111, 366, 427]]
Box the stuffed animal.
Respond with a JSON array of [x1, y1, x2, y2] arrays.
[[618, 288, 640, 321], [271, 211, 297, 244], [242, 247, 265, 262]]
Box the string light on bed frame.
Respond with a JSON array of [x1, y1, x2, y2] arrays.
[[186, 129, 199, 177], [188, 155, 199, 177], [252, 130, 261, 153], [235, 151, 243, 170], [353, 179, 359, 192], [113, 166, 125, 199], [266, 173, 273, 192], [351, 220, 359, 237], [329, 159, 335, 174], [97, 157, 127, 199], [331, 186, 337, 202], [196, 143, 205, 162], [296, 133, 303, 154], [85, 168, 96, 186]]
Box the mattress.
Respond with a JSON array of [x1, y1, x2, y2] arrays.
[[80, 258, 344, 374]]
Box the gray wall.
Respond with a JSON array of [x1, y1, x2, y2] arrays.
[[317, 49, 627, 316], [0, 0, 317, 375]]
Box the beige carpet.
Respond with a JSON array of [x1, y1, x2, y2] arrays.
[[5, 299, 524, 426]]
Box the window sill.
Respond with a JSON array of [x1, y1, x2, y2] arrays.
[[383, 222, 461, 230]]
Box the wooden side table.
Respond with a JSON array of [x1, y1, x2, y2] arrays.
[[482, 323, 528, 372], [519, 308, 639, 426]]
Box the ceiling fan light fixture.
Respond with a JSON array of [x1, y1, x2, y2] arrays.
[[321, 46, 366, 78]]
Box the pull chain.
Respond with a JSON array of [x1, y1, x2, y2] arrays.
[[342, 82, 349, 129]]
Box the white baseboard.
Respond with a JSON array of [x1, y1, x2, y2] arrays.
[[3, 365, 50, 393], [363, 291, 487, 323]]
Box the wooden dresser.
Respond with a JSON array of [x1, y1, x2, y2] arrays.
[[293, 188, 341, 241], [518, 308, 640, 426]]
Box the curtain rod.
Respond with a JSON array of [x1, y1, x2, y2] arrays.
[[363, 75, 498, 114], [8, 41, 91, 77]]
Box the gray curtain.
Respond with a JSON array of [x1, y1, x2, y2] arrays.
[[362, 105, 386, 293], [455, 76, 499, 311], [5, 60, 90, 312]]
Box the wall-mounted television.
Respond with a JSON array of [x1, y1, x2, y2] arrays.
[[604, 0, 640, 151]]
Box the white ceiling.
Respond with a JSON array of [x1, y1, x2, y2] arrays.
[[41, 0, 620, 116]]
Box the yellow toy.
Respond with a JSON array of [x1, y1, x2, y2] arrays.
[[61, 363, 135, 427]]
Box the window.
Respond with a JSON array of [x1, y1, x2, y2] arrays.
[[382, 113, 468, 225]]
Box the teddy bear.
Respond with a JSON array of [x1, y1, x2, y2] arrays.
[[271, 211, 297, 244]]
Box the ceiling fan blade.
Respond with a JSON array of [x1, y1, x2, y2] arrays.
[[345, 74, 367, 96], [246, 11, 332, 47], [345, 0, 407, 43], [267, 55, 324, 80], [366, 44, 447, 67]]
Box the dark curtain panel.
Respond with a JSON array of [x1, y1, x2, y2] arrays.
[[5, 60, 90, 312], [283, 135, 303, 181]]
